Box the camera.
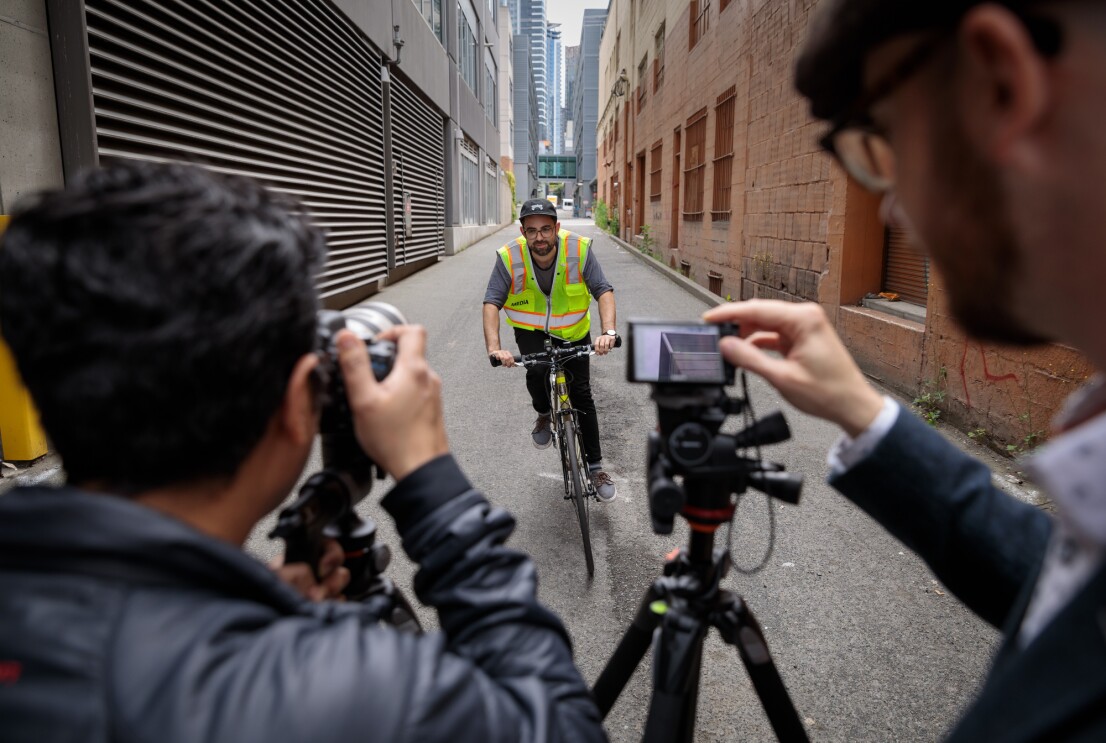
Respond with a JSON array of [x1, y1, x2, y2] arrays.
[[270, 302, 420, 628], [624, 318, 800, 536], [625, 320, 738, 386]]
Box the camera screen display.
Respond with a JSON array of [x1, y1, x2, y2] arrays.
[[628, 322, 727, 384]]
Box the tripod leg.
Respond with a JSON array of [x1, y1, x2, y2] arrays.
[[714, 591, 809, 743], [642, 610, 706, 743], [592, 584, 663, 717]]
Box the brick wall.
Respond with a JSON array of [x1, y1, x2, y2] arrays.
[[596, 0, 1092, 446]]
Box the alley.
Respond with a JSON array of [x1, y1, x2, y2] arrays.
[[248, 218, 1004, 742]]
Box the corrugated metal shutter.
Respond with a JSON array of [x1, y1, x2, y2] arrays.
[[883, 226, 930, 306], [83, 0, 389, 303], [390, 73, 445, 265]]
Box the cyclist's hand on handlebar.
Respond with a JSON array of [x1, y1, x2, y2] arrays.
[[336, 326, 450, 482], [489, 349, 517, 368], [594, 333, 617, 355]]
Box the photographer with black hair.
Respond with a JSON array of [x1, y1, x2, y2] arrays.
[[0, 161, 605, 742]]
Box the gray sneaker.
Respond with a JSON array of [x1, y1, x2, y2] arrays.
[[531, 414, 553, 449], [592, 470, 616, 502]]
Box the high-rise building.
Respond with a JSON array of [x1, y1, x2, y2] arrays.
[[546, 24, 563, 154], [572, 8, 606, 215], [513, 33, 540, 200], [510, 0, 548, 153]]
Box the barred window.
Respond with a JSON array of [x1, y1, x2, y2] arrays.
[[683, 108, 707, 220], [650, 140, 663, 202], [485, 158, 498, 224], [711, 86, 736, 220], [637, 55, 647, 113], [460, 137, 479, 225]]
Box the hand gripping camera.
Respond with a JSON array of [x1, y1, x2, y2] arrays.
[[269, 302, 419, 631]]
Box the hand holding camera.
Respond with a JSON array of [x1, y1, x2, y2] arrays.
[[337, 325, 449, 482]]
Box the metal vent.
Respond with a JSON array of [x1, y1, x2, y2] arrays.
[[390, 73, 445, 265], [84, 0, 389, 302]]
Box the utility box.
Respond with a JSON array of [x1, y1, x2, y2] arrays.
[[0, 215, 49, 462]]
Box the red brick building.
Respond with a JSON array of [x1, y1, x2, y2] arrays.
[[597, 0, 1091, 447]]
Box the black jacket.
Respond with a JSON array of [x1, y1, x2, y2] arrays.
[[832, 410, 1106, 742], [0, 456, 606, 743]]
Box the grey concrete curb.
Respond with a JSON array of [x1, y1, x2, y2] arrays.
[[606, 233, 726, 309]]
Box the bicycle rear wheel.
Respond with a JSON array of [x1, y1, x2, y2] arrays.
[[564, 421, 594, 577]]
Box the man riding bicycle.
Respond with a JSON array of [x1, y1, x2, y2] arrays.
[[483, 198, 618, 502]]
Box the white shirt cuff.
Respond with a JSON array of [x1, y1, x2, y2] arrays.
[[827, 396, 901, 477]]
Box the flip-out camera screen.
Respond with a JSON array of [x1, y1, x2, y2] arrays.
[[629, 322, 726, 384]]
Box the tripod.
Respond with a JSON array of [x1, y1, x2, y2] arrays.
[[592, 387, 809, 742]]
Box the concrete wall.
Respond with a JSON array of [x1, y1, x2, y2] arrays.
[[0, 1, 63, 212]]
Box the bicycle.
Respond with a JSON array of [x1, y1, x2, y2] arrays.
[[490, 336, 620, 577]]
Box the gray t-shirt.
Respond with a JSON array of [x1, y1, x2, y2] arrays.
[[483, 241, 614, 308]]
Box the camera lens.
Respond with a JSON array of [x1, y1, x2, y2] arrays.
[[341, 302, 406, 341]]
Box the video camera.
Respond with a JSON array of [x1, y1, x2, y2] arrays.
[[625, 320, 802, 537]]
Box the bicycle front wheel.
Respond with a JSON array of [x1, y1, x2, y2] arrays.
[[564, 421, 594, 578]]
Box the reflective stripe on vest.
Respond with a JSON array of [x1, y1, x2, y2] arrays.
[[505, 238, 527, 294], [565, 233, 582, 285]]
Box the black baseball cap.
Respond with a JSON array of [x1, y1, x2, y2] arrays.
[[518, 198, 558, 222], [795, 0, 1061, 121]]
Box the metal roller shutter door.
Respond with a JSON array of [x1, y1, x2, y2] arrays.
[[83, 0, 389, 303], [390, 74, 445, 265], [883, 226, 930, 307]]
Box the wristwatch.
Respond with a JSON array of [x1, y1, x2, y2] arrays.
[[604, 329, 617, 337]]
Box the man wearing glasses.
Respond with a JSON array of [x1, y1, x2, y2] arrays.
[[706, 0, 1106, 738], [484, 198, 619, 502]]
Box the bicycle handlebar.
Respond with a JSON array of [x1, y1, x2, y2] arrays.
[[489, 335, 621, 368]]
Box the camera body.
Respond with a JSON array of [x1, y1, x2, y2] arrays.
[[315, 306, 401, 442]]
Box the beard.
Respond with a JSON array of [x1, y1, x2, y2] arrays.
[[922, 102, 1051, 347]]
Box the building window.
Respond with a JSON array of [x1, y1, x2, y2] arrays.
[[485, 158, 498, 224], [650, 140, 663, 202], [884, 226, 930, 305], [486, 0, 495, 23], [637, 55, 648, 114], [711, 86, 736, 220], [460, 137, 480, 225], [690, 0, 711, 50], [414, 0, 443, 43], [653, 24, 665, 92], [485, 59, 497, 120], [458, 3, 479, 94], [683, 108, 707, 220]]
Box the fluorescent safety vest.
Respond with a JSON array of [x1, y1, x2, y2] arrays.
[[498, 230, 592, 341]]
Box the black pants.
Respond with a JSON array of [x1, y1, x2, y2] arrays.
[[515, 328, 603, 466]]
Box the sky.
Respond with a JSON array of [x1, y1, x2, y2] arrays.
[[545, 0, 608, 47]]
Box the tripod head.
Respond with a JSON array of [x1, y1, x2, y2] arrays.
[[646, 381, 802, 544]]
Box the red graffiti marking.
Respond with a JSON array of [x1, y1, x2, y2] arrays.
[[0, 661, 22, 685], [960, 342, 1019, 409]]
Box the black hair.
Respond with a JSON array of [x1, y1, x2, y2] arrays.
[[0, 161, 326, 493]]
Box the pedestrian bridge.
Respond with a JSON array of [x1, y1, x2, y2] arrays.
[[538, 155, 576, 183]]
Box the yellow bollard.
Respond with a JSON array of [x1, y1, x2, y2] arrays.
[[0, 215, 49, 461]]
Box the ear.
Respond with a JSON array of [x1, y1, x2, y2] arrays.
[[956, 5, 1052, 166], [276, 353, 321, 448]]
